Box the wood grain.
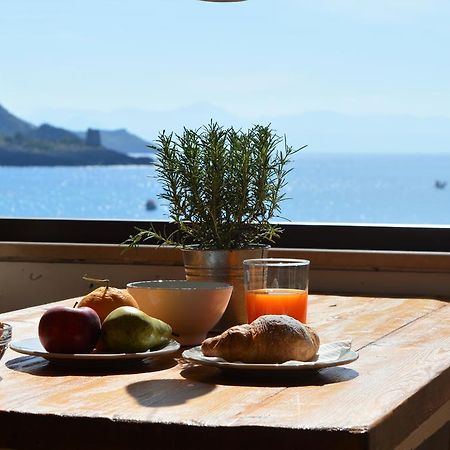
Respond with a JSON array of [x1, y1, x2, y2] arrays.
[[0, 295, 449, 450]]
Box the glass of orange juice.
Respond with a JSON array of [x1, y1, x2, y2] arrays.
[[243, 258, 310, 323]]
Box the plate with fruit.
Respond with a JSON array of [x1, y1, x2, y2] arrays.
[[10, 283, 180, 364], [10, 338, 180, 362], [10, 338, 180, 363]]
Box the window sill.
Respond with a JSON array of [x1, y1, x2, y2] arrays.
[[1, 241, 449, 313], [2, 241, 450, 273]]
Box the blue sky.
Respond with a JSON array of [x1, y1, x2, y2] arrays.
[[1, 0, 450, 141]]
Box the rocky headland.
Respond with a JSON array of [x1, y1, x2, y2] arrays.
[[0, 105, 153, 166]]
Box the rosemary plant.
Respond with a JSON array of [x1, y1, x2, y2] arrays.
[[128, 122, 305, 250]]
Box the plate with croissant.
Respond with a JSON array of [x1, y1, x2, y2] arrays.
[[182, 315, 358, 371]]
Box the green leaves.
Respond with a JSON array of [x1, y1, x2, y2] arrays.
[[133, 122, 305, 250]]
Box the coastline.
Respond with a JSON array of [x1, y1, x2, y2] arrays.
[[0, 147, 153, 166]]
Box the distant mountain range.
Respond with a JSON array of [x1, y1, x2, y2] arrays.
[[5, 102, 450, 161], [27, 103, 450, 154], [0, 104, 154, 166]]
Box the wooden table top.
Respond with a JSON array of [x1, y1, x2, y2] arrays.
[[1, 295, 449, 450]]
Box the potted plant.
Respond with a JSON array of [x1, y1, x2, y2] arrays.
[[128, 121, 304, 329]]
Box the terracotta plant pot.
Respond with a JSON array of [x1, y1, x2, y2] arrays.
[[182, 246, 269, 331]]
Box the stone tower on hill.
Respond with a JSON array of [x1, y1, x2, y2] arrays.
[[85, 128, 101, 147]]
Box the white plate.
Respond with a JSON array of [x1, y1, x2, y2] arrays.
[[10, 338, 180, 363], [182, 341, 358, 371]]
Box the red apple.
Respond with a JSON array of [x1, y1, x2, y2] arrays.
[[38, 305, 101, 353]]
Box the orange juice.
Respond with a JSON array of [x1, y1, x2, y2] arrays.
[[246, 288, 308, 323]]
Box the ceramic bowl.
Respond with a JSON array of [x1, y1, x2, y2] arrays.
[[127, 280, 232, 346], [0, 323, 12, 362]]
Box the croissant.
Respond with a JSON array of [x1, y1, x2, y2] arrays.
[[201, 314, 320, 363]]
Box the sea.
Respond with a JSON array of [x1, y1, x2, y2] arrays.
[[1, 152, 450, 225]]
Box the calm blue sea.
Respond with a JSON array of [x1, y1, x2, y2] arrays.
[[1, 152, 450, 225]]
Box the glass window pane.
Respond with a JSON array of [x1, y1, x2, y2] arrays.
[[1, 1, 450, 225]]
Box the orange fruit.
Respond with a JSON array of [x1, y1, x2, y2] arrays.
[[78, 286, 139, 322]]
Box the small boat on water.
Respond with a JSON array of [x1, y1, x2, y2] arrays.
[[435, 180, 447, 189], [145, 199, 157, 211]]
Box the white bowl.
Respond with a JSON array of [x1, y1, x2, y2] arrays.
[[126, 280, 233, 346]]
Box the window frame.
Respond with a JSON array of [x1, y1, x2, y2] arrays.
[[2, 218, 450, 252]]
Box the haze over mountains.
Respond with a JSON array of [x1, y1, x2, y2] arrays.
[[22, 103, 450, 154]]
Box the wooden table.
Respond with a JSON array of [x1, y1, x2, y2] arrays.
[[0, 295, 449, 450]]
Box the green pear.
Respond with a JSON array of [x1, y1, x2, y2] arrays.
[[100, 306, 172, 353]]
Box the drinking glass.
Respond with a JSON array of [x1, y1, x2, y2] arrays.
[[243, 258, 310, 323]]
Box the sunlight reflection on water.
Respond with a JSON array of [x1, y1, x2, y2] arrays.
[[1, 153, 450, 225]]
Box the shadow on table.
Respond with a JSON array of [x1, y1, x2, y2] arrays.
[[126, 378, 216, 407], [5, 355, 178, 376], [180, 362, 359, 387]]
